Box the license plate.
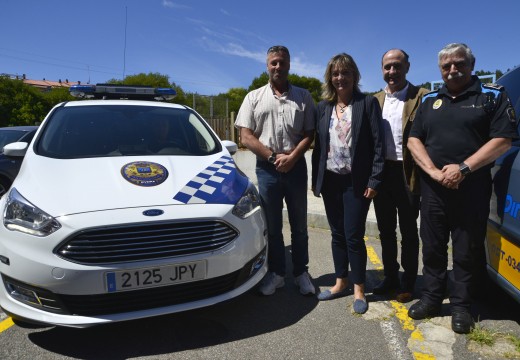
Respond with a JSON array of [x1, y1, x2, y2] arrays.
[[106, 260, 206, 293]]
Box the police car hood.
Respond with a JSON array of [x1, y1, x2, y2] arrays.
[[12, 153, 249, 216]]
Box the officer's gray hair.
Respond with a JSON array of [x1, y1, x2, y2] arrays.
[[438, 43, 475, 67]]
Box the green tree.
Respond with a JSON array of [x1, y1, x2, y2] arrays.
[[41, 87, 74, 109], [107, 72, 189, 105], [475, 69, 504, 83], [416, 82, 432, 91], [107, 72, 170, 87], [288, 74, 322, 103], [0, 76, 48, 126], [225, 87, 248, 115], [247, 72, 322, 103], [249, 72, 269, 91]]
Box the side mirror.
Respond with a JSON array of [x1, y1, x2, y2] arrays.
[[3, 142, 29, 157], [222, 140, 238, 155]]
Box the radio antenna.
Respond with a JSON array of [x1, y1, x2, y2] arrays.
[[123, 6, 128, 80]]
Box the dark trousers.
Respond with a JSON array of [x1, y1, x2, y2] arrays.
[[321, 171, 371, 284], [373, 161, 420, 290], [419, 172, 491, 310]]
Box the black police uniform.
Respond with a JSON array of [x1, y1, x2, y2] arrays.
[[409, 76, 518, 310]]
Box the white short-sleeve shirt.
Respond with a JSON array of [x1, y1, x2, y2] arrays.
[[234, 83, 315, 154]]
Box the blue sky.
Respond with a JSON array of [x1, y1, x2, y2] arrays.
[[1, 0, 520, 95]]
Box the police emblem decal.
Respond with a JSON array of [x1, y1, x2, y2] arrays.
[[121, 161, 168, 187], [433, 99, 443, 110]]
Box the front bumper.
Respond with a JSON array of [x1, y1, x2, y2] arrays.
[[0, 205, 267, 327]]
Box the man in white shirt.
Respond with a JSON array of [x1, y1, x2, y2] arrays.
[[373, 49, 428, 303], [235, 46, 316, 296]]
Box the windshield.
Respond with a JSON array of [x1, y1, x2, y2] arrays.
[[0, 129, 27, 151], [36, 105, 220, 159]]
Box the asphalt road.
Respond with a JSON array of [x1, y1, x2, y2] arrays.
[[1, 224, 519, 360]]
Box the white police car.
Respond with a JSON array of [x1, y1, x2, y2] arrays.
[[0, 84, 267, 327], [487, 67, 520, 304]]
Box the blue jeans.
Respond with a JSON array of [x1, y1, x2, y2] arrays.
[[321, 171, 370, 284], [256, 157, 309, 277]]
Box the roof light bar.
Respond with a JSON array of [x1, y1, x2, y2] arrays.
[[69, 84, 177, 101]]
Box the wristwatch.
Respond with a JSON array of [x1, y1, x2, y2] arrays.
[[459, 162, 472, 176], [268, 152, 277, 164]]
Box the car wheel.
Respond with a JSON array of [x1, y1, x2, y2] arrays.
[[0, 177, 11, 197]]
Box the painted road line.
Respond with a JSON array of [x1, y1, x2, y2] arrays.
[[366, 243, 437, 360], [366, 245, 383, 271], [380, 320, 413, 360], [0, 317, 14, 333], [391, 301, 415, 331]]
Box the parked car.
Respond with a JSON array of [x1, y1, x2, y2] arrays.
[[0, 126, 38, 197], [487, 66, 520, 303], [0, 84, 267, 327]]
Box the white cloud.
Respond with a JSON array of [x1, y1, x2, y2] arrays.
[[290, 56, 324, 79], [162, 1, 190, 9], [220, 9, 230, 16]]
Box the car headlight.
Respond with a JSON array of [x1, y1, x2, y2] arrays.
[[3, 188, 61, 236], [232, 182, 262, 219]]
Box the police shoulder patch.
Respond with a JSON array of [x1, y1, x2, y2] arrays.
[[507, 106, 517, 123], [482, 83, 504, 91], [421, 90, 439, 103]]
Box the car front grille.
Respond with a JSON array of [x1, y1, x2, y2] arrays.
[[55, 220, 239, 264]]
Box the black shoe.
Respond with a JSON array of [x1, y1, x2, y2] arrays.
[[451, 310, 475, 334], [372, 277, 399, 295], [408, 300, 441, 320]]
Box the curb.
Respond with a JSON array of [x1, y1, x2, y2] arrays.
[[282, 209, 380, 238]]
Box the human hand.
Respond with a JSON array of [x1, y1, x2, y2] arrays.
[[275, 153, 296, 173], [364, 187, 377, 199], [441, 164, 464, 189], [429, 168, 446, 184]]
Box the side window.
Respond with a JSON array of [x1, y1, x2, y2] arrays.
[[188, 113, 217, 154]]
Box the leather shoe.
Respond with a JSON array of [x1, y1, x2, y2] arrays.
[[317, 288, 350, 301], [372, 277, 399, 295], [451, 310, 475, 334], [395, 290, 413, 303], [408, 300, 440, 320]]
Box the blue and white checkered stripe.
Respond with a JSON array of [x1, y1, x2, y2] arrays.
[[173, 156, 247, 204]]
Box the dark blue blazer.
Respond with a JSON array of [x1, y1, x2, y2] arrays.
[[311, 92, 385, 197]]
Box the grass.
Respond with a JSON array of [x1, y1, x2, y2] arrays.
[[506, 334, 520, 353], [468, 323, 497, 346]]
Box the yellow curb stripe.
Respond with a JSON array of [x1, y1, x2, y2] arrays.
[[390, 301, 415, 331], [366, 245, 383, 270], [365, 241, 437, 360], [410, 328, 424, 341], [413, 353, 436, 360], [0, 317, 14, 333]]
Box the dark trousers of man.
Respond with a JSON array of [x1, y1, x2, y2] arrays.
[[419, 171, 491, 311], [321, 170, 371, 284], [373, 161, 420, 290]]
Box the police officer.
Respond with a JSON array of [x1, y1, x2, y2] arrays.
[[407, 43, 518, 334]]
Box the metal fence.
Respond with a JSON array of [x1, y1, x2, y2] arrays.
[[191, 94, 237, 142]]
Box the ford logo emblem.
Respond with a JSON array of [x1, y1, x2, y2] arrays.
[[143, 209, 164, 217]]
